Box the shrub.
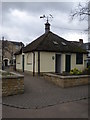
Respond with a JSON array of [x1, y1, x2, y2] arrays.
[[82, 66, 90, 75], [70, 68, 82, 75]]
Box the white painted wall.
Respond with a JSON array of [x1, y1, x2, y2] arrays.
[[35, 52, 38, 73], [61, 54, 65, 73], [24, 52, 33, 72], [16, 54, 22, 70], [16, 52, 87, 74], [40, 52, 55, 73], [71, 53, 87, 71], [40, 52, 87, 73]]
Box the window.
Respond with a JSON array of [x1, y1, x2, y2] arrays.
[[27, 54, 29, 63], [88, 50, 90, 57], [76, 53, 83, 64], [61, 42, 67, 46], [27, 53, 32, 65], [16, 45, 19, 49], [53, 41, 58, 45], [86, 44, 88, 50]]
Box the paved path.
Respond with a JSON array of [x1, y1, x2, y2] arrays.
[[3, 99, 88, 118], [3, 72, 88, 109]]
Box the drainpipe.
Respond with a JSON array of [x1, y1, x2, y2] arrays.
[[38, 51, 40, 75], [33, 52, 35, 76], [22, 53, 24, 72]]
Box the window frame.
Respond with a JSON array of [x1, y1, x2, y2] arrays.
[[76, 53, 83, 64]]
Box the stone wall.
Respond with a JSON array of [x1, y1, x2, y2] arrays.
[[44, 73, 90, 88], [2, 72, 24, 96]]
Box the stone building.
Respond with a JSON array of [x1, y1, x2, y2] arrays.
[[2, 38, 24, 68]]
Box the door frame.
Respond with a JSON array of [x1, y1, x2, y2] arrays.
[[65, 54, 71, 72], [33, 52, 35, 76], [3, 58, 9, 67], [55, 53, 61, 73]]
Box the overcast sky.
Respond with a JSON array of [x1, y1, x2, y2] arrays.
[[1, 2, 88, 45]]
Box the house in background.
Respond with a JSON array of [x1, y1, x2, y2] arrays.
[[15, 21, 87, 75], [1, 38, 24, 69], [71, 39, 90, 67], [82, 42, 90, 67]]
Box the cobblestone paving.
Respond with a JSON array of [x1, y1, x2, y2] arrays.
[[2, 72, 89, 109]]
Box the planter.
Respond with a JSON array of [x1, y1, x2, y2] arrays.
[[1, 71, 24, 96], [44, 73, 90, 88]]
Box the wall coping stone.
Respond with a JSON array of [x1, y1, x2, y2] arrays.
[[45, 73, 90, 79], [2, 72, 24, 79]]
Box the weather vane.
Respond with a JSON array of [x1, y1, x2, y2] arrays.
[[40, 14, 53, 22]]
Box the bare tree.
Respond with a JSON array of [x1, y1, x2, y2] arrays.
[[71, 2, 90, 21]]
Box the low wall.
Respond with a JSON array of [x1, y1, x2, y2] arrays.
[[2, 72, 24, 96], [44, 73, 90, 88]]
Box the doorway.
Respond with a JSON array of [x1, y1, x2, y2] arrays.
[[4, 59, 8, 67], [55, 54, 61, 73], [65, 55, 71, 72]]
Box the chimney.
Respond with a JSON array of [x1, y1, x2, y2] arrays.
[[45, 20, 50, 33], [79, 39, 83, 44]]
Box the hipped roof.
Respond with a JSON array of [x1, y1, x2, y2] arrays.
[[23, 31, 87, 54]]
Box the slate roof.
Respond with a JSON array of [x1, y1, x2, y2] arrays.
[[10, 41, 24, 47], [23, 31, 87, 53], [71, 41, 90, 50], [83, 43, 90, 50]]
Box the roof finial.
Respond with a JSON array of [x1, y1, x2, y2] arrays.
[[47, 16, 48, 23], [40, 14, 53, 33]]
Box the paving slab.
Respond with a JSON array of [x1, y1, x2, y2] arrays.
[[2, 99, 88, 118]]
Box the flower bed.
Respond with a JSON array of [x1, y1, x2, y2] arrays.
[[44, 73, 90, 88], [2, 71, 24, 96]]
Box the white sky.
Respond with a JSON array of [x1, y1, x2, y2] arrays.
[[0, 1, 89, 45]]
